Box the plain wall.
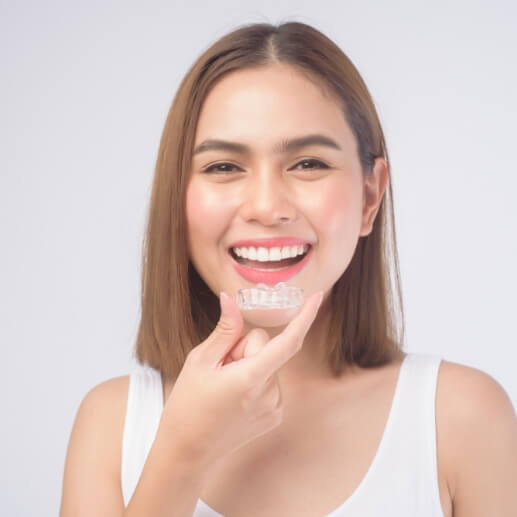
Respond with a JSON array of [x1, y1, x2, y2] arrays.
[[2, 0, 516, 514]]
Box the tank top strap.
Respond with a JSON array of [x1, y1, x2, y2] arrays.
[[120, 355, 445, 516], [121, 364, 163, 508], [368, 352, 443, 515]]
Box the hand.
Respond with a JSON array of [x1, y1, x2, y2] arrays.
[[160, 289, 324, 470]]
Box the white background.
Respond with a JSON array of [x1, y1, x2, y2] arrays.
[[2, 0, 516, 514]]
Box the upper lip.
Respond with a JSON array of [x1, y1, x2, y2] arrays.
[[228, 237, 313, 249]]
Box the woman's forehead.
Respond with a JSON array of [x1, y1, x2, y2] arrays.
[[198, 65, 340, 121], [193, 68, 353, 158]]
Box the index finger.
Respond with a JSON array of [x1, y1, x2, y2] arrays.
[[242, 290, 324, 382]]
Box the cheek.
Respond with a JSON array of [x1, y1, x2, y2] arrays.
[[185, 181, 207, 227], [309, 180, 363, 268], [185, 180, 233, 247], [306, 179, 361, 228]]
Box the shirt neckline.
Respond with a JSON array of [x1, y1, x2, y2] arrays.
[[160, 353, 411, 516]]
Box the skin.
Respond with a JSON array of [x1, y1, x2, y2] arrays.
[[58, 64, 517, 517], [186, 63, 389, 394]]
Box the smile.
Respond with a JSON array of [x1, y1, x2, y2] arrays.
[[228, 245, 313, 285]]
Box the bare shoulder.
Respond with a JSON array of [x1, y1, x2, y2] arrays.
[[436, 360, 517, 516], [76, 375, 130, 476], [81, 375, 130, 401], [59, 375, 130, 516], [84, 374, 131, 412], [438, 360, 515, 412]]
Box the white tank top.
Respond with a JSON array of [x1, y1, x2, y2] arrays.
[[121, 352, 444, 516]]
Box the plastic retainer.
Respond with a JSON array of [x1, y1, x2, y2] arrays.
[[235, 282, 305, 310]]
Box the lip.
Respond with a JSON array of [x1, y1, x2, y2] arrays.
[[229, 244, 313, 285], [228, 237, 312, 250]]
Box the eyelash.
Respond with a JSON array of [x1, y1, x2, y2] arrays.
[[201, 158, 330, 174]]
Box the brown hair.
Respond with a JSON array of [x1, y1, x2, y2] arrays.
[[134, 21, 405, 380]]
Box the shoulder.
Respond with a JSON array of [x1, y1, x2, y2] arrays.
[[436, 360, 517, 514], [437, 359, 514, 415], [71, 375, 130, 473], [436, 359, 515, 427], [60, 375, 131, 515], [83, 375, 131, 407]]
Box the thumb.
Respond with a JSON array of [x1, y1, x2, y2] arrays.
[[204, 291, 244, 365]]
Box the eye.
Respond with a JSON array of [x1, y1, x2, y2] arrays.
[[200, 158, 329, 175], [201, 162, 243, 174], [290, 158, 329, 171]]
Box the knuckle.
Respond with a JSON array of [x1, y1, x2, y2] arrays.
[[215, 317, 234, 335], [187, 345, 203, 363], [248, 328, 270, 342], [185, 348, 198, 365]]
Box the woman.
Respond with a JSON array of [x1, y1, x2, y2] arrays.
[[59, 21, 517, 517]]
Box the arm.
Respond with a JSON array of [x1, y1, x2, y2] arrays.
[[59, 377, 127, 516], [59, 377, 209, 517], [123, 420, 210, 517], [443, 364, 517, 516]]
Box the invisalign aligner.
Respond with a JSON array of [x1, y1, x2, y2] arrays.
[[236, 282, 305, 310]]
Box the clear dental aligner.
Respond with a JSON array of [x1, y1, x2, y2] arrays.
[[236, 282, 305, 310]]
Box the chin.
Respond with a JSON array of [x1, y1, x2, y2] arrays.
[[241, 305, 302, 328]]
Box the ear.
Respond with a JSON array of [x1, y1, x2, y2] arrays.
[[359, 157, 389, 237]]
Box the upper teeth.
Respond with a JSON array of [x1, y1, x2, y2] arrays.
[[232, 244, 309, 262]]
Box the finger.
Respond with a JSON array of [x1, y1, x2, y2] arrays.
[[223, 328, 269, 365], [243, 291, 324, 382], [201, 291, 244, 366], [239, 329, 270, 359]]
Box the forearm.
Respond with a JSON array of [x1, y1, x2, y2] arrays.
[[123, 425, 211, 517]]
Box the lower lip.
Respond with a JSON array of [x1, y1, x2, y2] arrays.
[[229, 246, 313, 285]]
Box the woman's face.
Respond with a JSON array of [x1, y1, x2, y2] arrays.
[[186, 64, 386, 327]]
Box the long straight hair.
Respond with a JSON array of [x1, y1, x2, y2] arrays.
[[134, 21, 405, 380]]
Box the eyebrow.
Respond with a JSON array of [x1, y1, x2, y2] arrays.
[[192, 133, 342, 157]]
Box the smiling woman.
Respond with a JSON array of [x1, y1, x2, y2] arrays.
[[142, 29, 399, 375], [60, 20, 517, 517]]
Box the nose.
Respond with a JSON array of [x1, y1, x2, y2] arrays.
[[238, 169, 297, 226]]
